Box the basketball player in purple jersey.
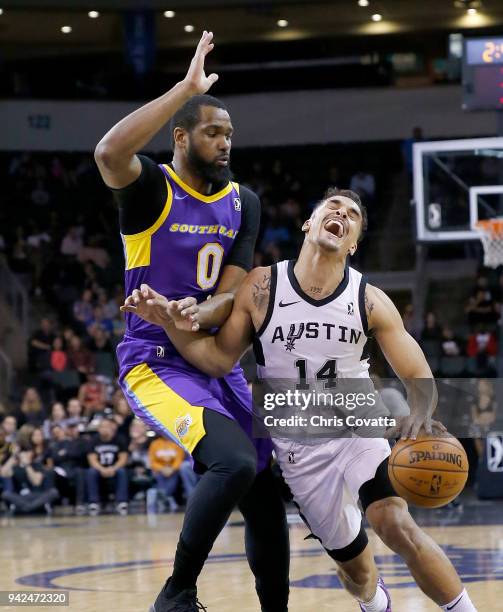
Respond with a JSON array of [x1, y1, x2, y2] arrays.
[[95, 32, 289, 612]]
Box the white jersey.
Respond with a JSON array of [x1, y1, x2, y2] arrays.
[[255, 259, 371, 381], [253, 259, 391, 551]]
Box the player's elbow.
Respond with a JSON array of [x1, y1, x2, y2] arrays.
[[207, 362, 233, 378], [95, 137, 128, 171], [205, 353, 235, 378], [94, 140, 116, 169]]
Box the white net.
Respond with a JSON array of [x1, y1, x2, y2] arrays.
[[477, 220, 503, 268]]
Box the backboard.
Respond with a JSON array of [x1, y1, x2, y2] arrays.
[[413, 136, 503, 241]]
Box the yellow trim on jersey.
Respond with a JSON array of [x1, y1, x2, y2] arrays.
[[232, 181, 240, 194], [122, 177, 173, 270], [124, 363, 206, 454], [163, 164, 233, 203]]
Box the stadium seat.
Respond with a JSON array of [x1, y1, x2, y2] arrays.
[[421, 339, 442, 357], [95, 352, 117, 380], [439, 356, 466, 377]]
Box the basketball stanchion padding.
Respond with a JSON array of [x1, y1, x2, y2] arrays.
[[388, 435, 469, 508]]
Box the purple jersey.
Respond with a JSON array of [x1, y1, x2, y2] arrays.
[[121, 164, 242, 344]]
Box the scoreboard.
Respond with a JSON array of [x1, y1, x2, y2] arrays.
[[462, 37, 503, 111]]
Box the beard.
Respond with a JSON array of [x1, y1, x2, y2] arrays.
[[187, 143, 232, 190]]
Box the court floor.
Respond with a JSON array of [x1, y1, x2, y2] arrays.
[[1, 500, 502, 611]]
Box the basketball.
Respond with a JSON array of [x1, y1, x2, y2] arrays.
[[388, 436, 469, 508]]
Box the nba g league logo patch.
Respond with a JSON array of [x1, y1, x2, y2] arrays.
[[234, 197, 241, 211], [175, 414, 192, 439], [347, 302, 354, 315]]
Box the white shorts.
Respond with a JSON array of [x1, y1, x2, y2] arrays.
[[273, 437, 391, 551]]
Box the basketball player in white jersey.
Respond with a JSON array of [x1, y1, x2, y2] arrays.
[[122, 188, 477, 612]]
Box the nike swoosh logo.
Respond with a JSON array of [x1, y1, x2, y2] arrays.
[[279, 300, 301, 307], [446, 594, 464, 610], [174, 194, 188, 200]]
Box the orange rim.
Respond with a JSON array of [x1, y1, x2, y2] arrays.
[[476, 219, 503, 237]]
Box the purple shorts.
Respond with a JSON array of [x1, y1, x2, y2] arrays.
[[117, 335, 272, 472]]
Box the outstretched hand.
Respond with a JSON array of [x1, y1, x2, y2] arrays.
[[183, 30, 219, 96], [120, 284, 201, 332]]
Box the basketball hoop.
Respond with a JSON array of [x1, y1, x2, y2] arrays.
[[475, 219, 503, 268]]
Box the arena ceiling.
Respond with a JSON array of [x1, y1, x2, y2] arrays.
[[1, 0, 503, 56]]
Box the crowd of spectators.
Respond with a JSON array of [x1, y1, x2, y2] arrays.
[[2, 143, 502, 511], [0, 392, 198, 516], [397, 270, 503, 379], [0, 144, 403, 515]]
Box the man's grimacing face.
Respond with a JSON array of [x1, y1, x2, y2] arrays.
[[176, 105, 233, 186], [302, 196, 363, 255]]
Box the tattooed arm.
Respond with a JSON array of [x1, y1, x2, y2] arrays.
[[122, 269, 267, 378]]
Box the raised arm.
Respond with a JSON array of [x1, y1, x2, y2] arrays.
[[366, 284, 441, 439], [94, 31, 218, 189], [121, 271, 262, 377]]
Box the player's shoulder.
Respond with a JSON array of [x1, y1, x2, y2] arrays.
[[365, 283, 401, 329], [243, 265, 273, 287], [236, 183, 261, 208]]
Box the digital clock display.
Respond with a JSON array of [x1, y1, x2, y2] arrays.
[[463, 38, 503, 110], [466, 38, 503, 65]]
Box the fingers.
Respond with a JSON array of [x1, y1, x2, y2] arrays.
[[177, 297, 197, 311], [208, 73, 219, 86], [197, 30, 214, 54], [120, 305, 137, 314], [408, 418, 423, 441]]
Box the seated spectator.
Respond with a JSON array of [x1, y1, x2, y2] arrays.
[[30, 427, 49, 464], [28, 317, 55, 372], [66, 397, 85, 427], [0, 424, 14, 466], [46, 419, 87, 514], [88, 325, 113, 354], [86, 418, 129, 516], [72, 289, 95, 329], [113, 396, 133, 442], [14, 387, 46, 427], [128, 419, 152, 499], [467, 325, 498, 375], [98, 288, 119, 320], [78, 371, 108, 418], [470, 381, 498, 458], [148, 437, 186, 512], [50, 337, 68, 372], [42, 401, 67, 439], [420, 312, 442, 341], [1, 415, 18, 443], [67, 335, 95, 379], [440, 326, 462, 357], [86, 305, 114, 335], [60, 226, 83, 257], [465, 289, 499, 327], [0, 447, 58, 515]]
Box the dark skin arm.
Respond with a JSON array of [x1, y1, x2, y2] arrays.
[[120, 269, 269, 376], [94, 32, 218, 189], [172, 264, 247, 331]]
